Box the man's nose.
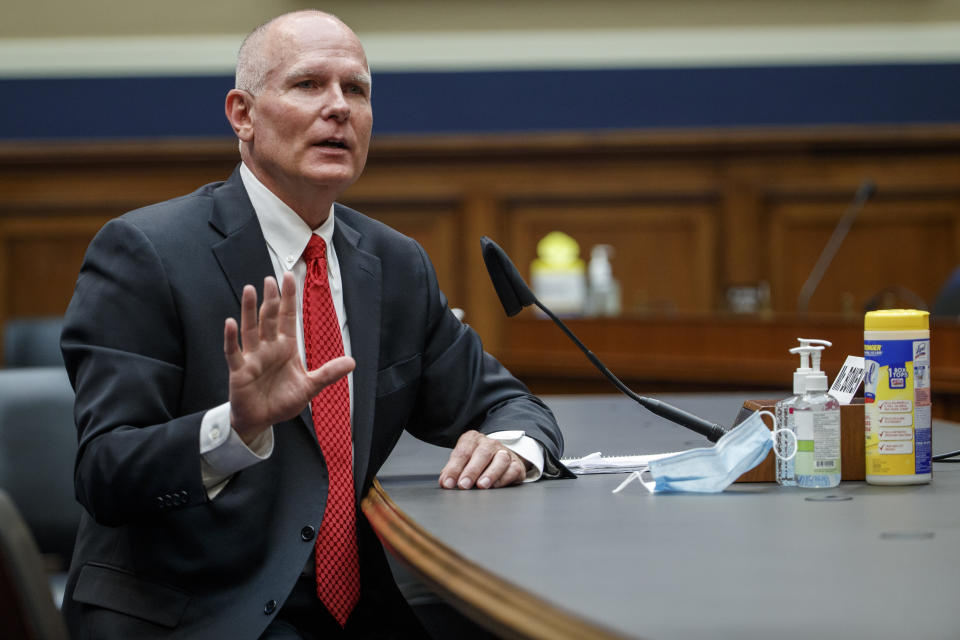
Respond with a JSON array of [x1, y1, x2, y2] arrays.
[[320, 85, 350, 121]]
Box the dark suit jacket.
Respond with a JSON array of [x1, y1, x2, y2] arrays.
[[60, 168, 564, 639]]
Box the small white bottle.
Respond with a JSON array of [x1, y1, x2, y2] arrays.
[[585, 245, 621, 317], [794, 344, 842, 488], [775, 346, 812, 487]]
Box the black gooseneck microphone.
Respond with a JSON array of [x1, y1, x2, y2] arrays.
[[481, 236, 728, 443]]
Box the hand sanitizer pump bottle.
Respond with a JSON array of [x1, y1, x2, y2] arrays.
[[775, 345, 812, 486], [585, 245, 621, 317], [794, 343, 842, 488]]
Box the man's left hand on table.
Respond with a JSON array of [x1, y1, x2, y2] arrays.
[[438, 430, 531, 490]]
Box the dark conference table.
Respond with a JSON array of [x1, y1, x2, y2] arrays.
[[363, 394, 960, 640]]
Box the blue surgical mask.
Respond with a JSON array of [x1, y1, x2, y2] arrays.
[[614, 411, 796, 494]]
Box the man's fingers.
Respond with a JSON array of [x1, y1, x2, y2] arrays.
[[493, 453, 527, 488], [438, 431, 481, 489], [223, 318, 244, 371], [239, 284, 259, 351], [258, 277, 280, 341], [449, 433, 505, 490], [476, 449, 512, 489], [278, 271, 298, 338], [457, 438, 503, 489], [438, 432, 528, 490], [305, 356, 355, 391]]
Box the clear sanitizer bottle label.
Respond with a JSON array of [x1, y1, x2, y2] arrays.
[[794, 410, 841, 484]]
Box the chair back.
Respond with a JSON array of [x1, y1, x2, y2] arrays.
[[0, 368, 80, 569], [0, 490, 69, 640], [3, 316, 65, 368]]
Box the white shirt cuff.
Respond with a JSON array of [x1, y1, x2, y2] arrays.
[[200, 402, 274, 498], [487, 430, 544, 482]]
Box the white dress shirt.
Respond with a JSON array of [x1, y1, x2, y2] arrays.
[[198, 163, 543, 497]]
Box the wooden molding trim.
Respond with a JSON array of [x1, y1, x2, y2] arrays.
[[498, 316, 960, 391], [361, 479, 629, 640], [2, 122, 960, 164]]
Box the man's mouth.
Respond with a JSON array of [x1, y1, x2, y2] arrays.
[[315, 138, 348, 150]]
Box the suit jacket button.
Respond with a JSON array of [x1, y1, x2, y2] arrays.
[[264, 599, 277, 615], [300, 526, 316, 541], [156, 497, 165, 508], [180, 490, 189, 501], [163, 495, 173, 507]]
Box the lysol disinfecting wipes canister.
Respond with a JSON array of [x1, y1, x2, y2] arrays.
[[864, 309, 931, 485]]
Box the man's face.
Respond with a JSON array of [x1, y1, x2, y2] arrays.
[[243, 15, 372, 199]]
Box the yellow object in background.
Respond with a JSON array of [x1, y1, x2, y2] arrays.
[[530, 231, 586, 316]]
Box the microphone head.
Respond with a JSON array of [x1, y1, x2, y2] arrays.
[[480, 236, 537, 317]]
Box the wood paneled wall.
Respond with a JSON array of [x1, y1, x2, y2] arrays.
[[2, 126, 959, 375]]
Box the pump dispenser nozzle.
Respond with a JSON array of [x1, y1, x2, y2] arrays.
[[798, 338, 833, 350], [796, 339, 830, 393], [789, 345, 819, 394], [791, 338, 833, 393]]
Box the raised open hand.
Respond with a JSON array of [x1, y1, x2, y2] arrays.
[[224, 272, 354, 445]]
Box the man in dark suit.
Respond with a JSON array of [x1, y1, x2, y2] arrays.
[[60, 10, 565, 639]]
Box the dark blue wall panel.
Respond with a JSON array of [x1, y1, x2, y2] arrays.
[[0, 76, 236, 140], [372, 64, 960, 133], [1, 64, 957, 141]]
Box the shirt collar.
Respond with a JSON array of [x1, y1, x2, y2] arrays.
[[239, 162, 336, 270]]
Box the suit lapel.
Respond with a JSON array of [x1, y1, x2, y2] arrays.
[[332, 208, 382, 500], [209, 168, 274, 307]]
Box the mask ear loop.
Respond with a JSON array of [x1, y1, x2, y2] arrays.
[[612, 470, 658, 494], [759, 410, 798, 461]]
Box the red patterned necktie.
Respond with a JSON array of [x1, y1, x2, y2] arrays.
[[302, 234, 360, 627]]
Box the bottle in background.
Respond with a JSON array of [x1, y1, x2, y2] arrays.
[[585, 244, 621, 317]]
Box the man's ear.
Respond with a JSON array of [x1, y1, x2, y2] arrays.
[[225, 89, 255, 141]]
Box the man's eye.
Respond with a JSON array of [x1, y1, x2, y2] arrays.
[[295, 80, 314, 89], [346, 84, 367, 96]]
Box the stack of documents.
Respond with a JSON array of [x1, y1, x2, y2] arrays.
[[561, 451, 678, 475]]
